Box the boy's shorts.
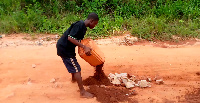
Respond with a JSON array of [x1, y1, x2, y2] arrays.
[[61, 57, 81, 73]]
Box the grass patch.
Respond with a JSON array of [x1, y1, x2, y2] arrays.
[[0, 0, 200, 41], [130, 16, 200, 41]]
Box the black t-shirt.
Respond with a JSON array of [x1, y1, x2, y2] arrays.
[[56, 20, 87, 58]]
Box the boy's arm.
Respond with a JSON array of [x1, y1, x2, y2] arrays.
[[68, 36, 91, 56]]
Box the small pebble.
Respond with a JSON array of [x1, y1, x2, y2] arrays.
[[156, 79, 164, 85], [55, 35, 59, 39], [50, 78, 56, 83], [32, 64, 36, 68], [147, 78, 152, 82], [100, 85, 106, 88]]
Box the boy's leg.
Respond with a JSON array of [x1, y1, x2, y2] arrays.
[[71, 73, 76, 83], [61, 57, 93, 98], [73, 72, 93, 98]]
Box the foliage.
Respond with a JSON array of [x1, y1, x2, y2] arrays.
[[0, 0, 200, 40]]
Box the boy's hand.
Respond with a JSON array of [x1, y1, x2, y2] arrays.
[[83, 46, 92, 56]]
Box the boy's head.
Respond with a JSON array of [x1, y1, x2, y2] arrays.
[[87, 13, 99, 29]]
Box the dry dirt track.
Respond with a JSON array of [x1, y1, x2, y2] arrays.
[[0, 35, 200, 103]]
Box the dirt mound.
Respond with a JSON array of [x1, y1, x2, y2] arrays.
[[87, 85, 138, 103], [82, 75, 111, 86], [83, 65, 112, 86], [83, 65, 137, 103], [83, 65, 138, 103]]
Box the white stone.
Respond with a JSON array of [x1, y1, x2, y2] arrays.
[[115, 73, 121, 78], [138, 80, 150, 88], [125, 81, 135, 88], [108, 73, 116, 82], [156, 79, 164, 85], [122, 78, 128, 84], [135, 84, 139, 87], [115, 73, 127, 78], [130, 37, 138, 42], [124, 36, 138, 42], [122, 78, 135, 88], [147, 78, 152, 82], [100, 85, 106, 88], [55, 35, 59, 39], [32, 64, 36, 68], [50, 78, 56, 83], [111, 76, 121, 84], [120, 73, 128, 77], [27, 81, 32, 85], [108, 73, 115, 78], [108, 77, 112, 82]]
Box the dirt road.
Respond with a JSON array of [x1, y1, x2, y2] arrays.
[[0, 35, 200, 103]]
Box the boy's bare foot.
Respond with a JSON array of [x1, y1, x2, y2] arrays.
[[80, 91, 94, 98]]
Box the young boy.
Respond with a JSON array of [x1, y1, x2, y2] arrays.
[[56, 13, 99, 98]]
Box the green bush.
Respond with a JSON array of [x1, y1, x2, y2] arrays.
[[0, 0, 200, 40]]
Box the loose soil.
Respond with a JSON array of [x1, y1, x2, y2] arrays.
[[183, 88, 200, 103], [83, 64, 111, 86], [82, 65, 137, 103], [0, 34, 200, 103], [87, 85, 138, 103]]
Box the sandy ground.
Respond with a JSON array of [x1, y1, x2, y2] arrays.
[[0, 35, 200, 103]]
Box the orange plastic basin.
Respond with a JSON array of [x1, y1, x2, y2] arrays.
[[78, 38, 105, 66]]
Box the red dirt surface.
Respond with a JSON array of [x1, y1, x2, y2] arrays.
[[0, 35, 200, 103], [183, 88, 200, 103]]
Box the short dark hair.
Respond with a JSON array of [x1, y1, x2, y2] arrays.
[[87, 12, 99, 21]]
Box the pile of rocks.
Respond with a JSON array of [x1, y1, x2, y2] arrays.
[[121, 34, 138, 46], [108, 73, 164, 89]]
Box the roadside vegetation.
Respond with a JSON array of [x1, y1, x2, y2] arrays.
[[0, 0, 200, 40]]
